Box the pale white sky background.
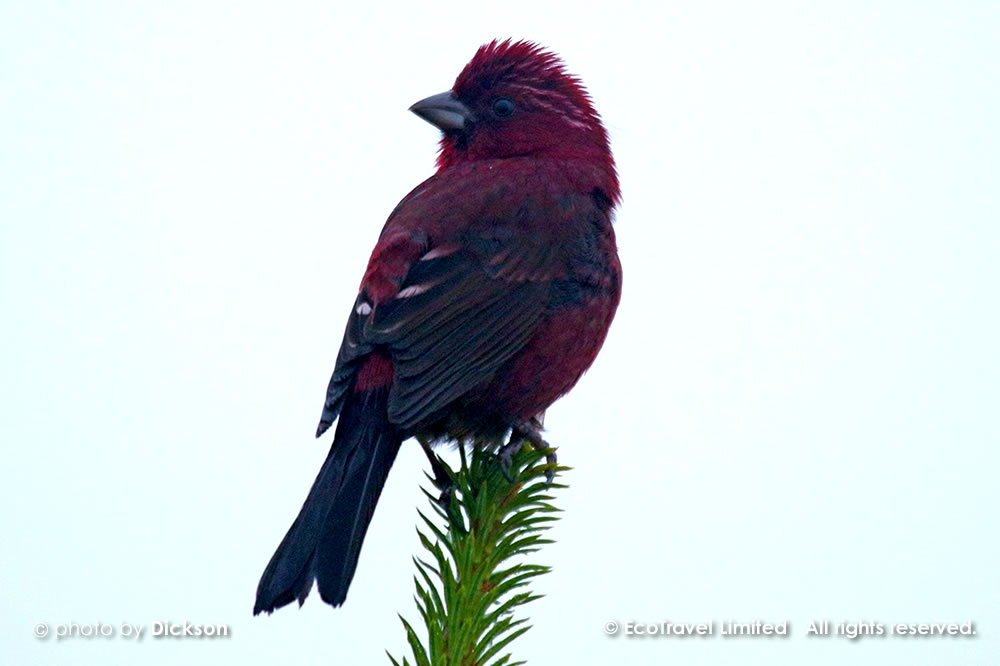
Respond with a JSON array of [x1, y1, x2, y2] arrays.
[[2, 2, 997, 665]]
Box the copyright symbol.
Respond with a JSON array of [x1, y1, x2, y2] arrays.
[[33, 623, 49, 639], [604, 621, 619, 635]]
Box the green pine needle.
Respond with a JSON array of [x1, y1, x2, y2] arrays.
[[390, 444, 567, 666]]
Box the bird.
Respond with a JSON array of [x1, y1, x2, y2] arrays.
[[254, 39, 622, 615]]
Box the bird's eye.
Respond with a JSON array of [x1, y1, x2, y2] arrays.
[[491, 97, 515, 118]]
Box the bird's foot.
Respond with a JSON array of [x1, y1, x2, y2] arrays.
[[500, 422, 558, 484], [542, 447, 558, 484], [498, 438, 524, 483]]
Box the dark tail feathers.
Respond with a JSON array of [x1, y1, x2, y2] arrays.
[[254, 386, 402, 614]]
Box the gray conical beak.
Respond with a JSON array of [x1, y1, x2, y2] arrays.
[[409, 91, 473, 132]]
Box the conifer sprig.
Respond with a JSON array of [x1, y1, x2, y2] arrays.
[[389, 444, 566, 666]]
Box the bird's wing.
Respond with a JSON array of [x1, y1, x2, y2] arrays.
[[363, 249, 549, 430], [316, 170, 607, 436], [315, 293, 376, 437], [316, 246, 551, 436]]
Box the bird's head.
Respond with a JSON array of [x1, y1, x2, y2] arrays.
[[411, 39, 618, 200]]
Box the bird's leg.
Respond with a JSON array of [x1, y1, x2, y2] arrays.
[[420, 439, 453, 507], [499, 416, 558, 484], [497, 437, 524, 483]]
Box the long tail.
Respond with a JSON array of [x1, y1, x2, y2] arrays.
[[254, 385, 402, 614]]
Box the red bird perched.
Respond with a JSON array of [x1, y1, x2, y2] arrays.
[[254, 39, 621, 614]]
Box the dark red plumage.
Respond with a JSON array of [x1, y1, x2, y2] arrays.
[[255, 39, 621, 615]]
